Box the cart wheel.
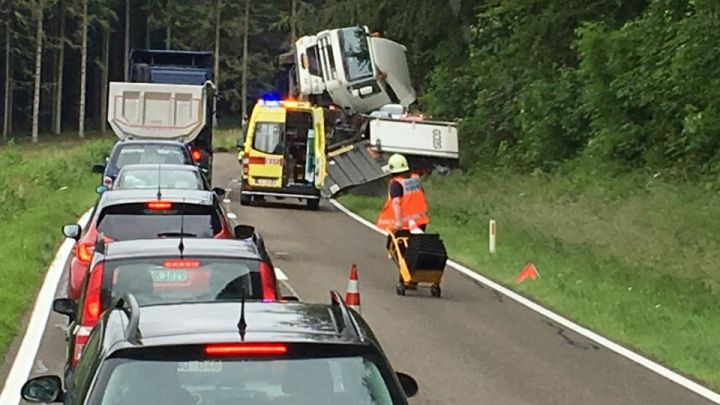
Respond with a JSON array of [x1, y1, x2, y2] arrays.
[[431, 285, 441, 297], [396, 283, 406, 296]]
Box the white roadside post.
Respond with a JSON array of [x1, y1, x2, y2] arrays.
[[489, 219, 497, 253]]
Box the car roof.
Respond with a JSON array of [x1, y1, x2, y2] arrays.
[[117, 164, 199, 173], [109, 302, 367, 349], [114, 139, 186, 146], [103, 238, 259, 260], [98, 188, 214, 206]]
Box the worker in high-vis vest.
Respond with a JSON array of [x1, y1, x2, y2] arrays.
[[376, 153, 429, 232]]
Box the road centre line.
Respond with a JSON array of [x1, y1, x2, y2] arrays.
[[328, 198, 720, 404], [0, 210, 93, 405]]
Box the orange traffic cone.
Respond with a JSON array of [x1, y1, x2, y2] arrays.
[[515, 262, 539, 283], [345, 264, 361, 313]]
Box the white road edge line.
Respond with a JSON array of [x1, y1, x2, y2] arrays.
[[0, 209, 93, 405], [328, 198, 720, 404]]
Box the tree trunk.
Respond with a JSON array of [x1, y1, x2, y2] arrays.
[[53, 1, 65, 135], [291, 0, 296, 43], [241, 0, 249, 118], [3, 6, 12, 138], [78, 0, 88, 138], [100, 26, 109, 134], [165, 0, 172, 50], [213, 0, 221, 128], [145, 6, 150, 48], [124, 0, 130, 81], [31, 3, 44, 143]]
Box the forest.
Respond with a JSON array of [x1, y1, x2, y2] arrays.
[[1, 0, 719, 176]]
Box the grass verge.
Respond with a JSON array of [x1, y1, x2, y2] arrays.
[[338, 168, 720, 390], [0, 139, 112, 360]]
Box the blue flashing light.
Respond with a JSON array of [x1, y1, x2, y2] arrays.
[[259, 99, 281, 107]]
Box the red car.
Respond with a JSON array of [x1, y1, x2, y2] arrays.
[[53, 237, 282, 376], [62, 189, 234, 301]]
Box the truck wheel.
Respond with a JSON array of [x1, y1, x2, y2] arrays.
[[240, 193, 251, 206], [307, 198, 320, 210]]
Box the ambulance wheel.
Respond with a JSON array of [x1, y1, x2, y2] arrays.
[[396, 283, 406, 296], [240, 193, 251, 206], [431, 284, 441, 297], [307, 198, 320, 210]]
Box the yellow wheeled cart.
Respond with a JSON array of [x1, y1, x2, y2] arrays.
[[386, 230, 448, 297]]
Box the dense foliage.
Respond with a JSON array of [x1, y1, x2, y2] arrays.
[[2, 0, 718, 173]]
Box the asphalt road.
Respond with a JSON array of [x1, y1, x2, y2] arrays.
[[9, 152, 715, 404]]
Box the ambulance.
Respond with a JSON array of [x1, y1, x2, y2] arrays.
[[238, 99, 326, 210]]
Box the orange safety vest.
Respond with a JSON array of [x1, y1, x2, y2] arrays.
[[376, 174, 429, 230]]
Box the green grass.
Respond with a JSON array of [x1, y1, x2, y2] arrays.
[[213, 127, 242, 153], [339, 168, 720, 389], [0, 139, 113, 360]]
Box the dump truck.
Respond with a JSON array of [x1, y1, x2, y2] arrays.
[[274, 26, 459, 197], [124, 49, 217, 177]]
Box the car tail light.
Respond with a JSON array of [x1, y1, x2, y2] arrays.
[[146, 201, 173, 210], [163, 259, 200, 268], [76, 242, 94, 263], [191, 149, 202, 162], [259, 262, 277, 301], [204, 343, 287, 356], [70, 325, 93, 368], [80, 262, 104, 327]]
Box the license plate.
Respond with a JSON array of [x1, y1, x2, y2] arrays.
[[177, 361, 223, 373], [256, 178, 275, 185], [150, 270, 188, 283]]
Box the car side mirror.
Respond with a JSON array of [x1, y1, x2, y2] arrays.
[[21, 375, 64, 403], [62, 224, 82, 241], [396, 372, 418, 398], [234, 224, 255, 240], [96, 185, 107, 194], [91, 164, 105, 174], [212, 187, 226, 197], [52, 298, 75, 318]]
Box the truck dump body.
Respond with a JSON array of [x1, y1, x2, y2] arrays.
[[368, 118, 459, 159], [107, 82, 208, 143]]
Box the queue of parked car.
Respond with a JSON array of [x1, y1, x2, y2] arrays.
[[20, 138, 419, 405]]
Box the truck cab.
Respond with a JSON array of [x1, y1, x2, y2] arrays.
[[238, 99, 326, 210], [128, 49, 216, 178], [292, 26, 416, 113]]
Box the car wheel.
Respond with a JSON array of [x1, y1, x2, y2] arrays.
[[306, 198, 320, 210], [396, 282, 406, 296], [240, 193, 251, 206], [431, 284, 441, 298]]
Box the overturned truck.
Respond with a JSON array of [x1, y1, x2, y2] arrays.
[[274, 26, 459, 197]]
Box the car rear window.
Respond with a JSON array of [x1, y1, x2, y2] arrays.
[[103, 257, 263, 306], [94, 354, 395, 404], [112, 144, 190, 170], [96, 203, 222, 240], [253, 122, 284, 154], [115, 168, 203, 190]]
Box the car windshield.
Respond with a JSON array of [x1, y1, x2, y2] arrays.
[[94, 356, 395, 405], [115, 168, 203, 190], [111, 145, 190, 172], [96, 203, 222, 240], [104, 257, 263, 306], [252, 122, 284, 154], [338, 27, 373, 82]]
